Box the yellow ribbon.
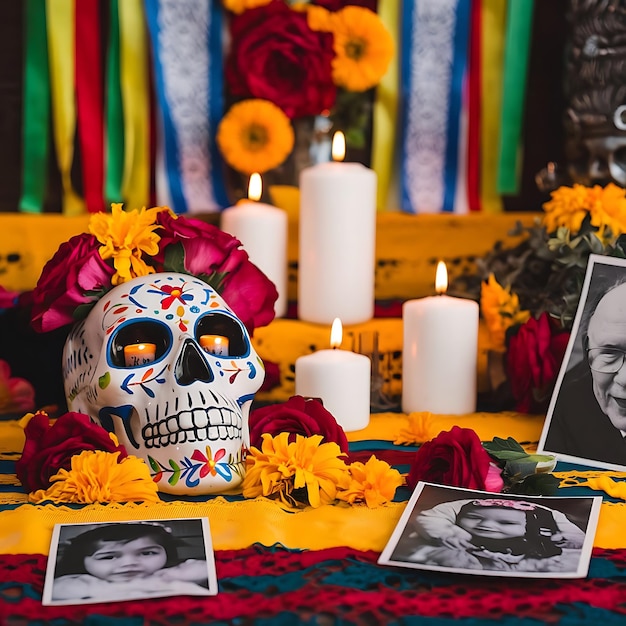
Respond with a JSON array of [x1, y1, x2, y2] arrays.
[[480, 0, 507, 214], [371, 0, 400, 212], [45, 0, 84, 216], [118, 0, 150, 209]]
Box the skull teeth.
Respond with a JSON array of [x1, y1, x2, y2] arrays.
[[143, 407, 242, 449]]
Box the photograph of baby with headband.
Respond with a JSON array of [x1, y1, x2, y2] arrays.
[[43, 518, 217, 605], [379, 483, 601, 578]]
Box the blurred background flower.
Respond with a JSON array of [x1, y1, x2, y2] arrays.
[[219, 0, 393, 197], [454, 183, 626, 413]]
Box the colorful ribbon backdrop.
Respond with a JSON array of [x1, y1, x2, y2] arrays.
[[17, 0, 535, 215]]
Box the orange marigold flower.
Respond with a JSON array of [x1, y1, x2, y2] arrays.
[[394, 412, 438, 446], [336, 455, 404, 508], [311, 6, 394, 92], [480, 274, 531, 352], [542, 184, 591, 235], [242, 432, 349, 508], [216, 99, 295, 175], [587, 182, 626, 238], [222, 0, 273, 14], [29, 451, 160, 504]]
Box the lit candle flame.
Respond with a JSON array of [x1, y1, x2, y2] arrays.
[[331, 131, 346, 162], [247, 172, 262, 201], [330, 317, 343, 349], [435, 261, 448, 295]]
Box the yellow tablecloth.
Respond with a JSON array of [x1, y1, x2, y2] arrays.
[[2, 411, 626, 556]]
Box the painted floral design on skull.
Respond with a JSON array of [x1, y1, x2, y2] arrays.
[[62, 272, 265, 495]]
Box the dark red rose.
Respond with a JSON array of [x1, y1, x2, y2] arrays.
[[15, 411, 128, 492], [30, 233, 115, 333], [225, 3, 336, 118], [259, 360, 281, 392], [156, 211, 278, 333], [506, 313, 570, 413], [248, 395, 349, 453], [407, 426, 503, 492]]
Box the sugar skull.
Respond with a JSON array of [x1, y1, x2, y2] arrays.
[[63, 272, 265, 495]]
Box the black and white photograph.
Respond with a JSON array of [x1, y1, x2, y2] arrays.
[[378, 483, 601, 578], [42, 518, 218, 605], [539, 255, 626, 469]]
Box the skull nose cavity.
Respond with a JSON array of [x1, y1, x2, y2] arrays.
[[175, 339, 214, 386]]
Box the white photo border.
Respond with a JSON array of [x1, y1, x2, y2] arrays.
[[539, 254, 626, 469], [378, 482, 601, 579], [42, 517, 218, 606]]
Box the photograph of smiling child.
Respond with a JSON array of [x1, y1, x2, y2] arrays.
[[44, 519, 217, 605], [379, 483, 600, 578]]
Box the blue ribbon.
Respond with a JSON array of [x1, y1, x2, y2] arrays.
[[442, 0, 471, 213], [144, 0, 228, 213], [400, 0, 471, 214]]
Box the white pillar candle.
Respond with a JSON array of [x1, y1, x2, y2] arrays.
[[402, 262, 479, 414], [295, 318, 371, 432], [221, 173, 288, 318], [298, 132, 377, 325]]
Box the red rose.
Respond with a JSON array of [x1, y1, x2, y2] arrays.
[[259, 360, 281, 392], [506, 313, 570, 413], [15, 411, 128, 492], [248, 395, 349, 454], [225, 3, 336, 118], [30, 233, 115, 333], [156, 212, 278, 333], [406, 426, 503, 492]]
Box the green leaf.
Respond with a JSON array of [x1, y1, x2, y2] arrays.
[[483, 436, 526, 454], [162, 242, 187, 274], [506, 472, 560, 496]]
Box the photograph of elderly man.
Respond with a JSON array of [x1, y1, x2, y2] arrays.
[[542, 256, 626, 468]]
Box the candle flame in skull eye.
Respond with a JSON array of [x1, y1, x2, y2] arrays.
[[247, 172, 262, 201], [435, 261, 448, 295], [330, 317, 343, 349], [331, 131, 346, 162]]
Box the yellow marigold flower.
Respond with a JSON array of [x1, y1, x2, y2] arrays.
[[243, 432, 349, 508], [480, 274, 531, 352], [310, 6, 394, 92], [587, 182, 626, 239], [337, 456, 404, 508], [289, 434, 350, 508], [29, 450, 160, 504], [394, 412, 438, 446], [222, 0, 273, 14], [216, 99, 295, 175], [89, 203, 166, 286], [542, 184, 591, 235]]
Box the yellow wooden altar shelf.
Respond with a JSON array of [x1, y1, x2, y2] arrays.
[[252, 318, 493, 403], [0, 210, 538, 298]]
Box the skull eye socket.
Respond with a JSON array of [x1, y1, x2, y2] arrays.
[[196, 313, 248, 357], [109, 320, 172, 367]]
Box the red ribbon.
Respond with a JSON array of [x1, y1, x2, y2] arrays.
[[467, 0, 482, 212], [75, 0, 105, 213]]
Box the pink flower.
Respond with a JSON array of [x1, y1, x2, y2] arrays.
[[0, 360, 35, 413], [30, 234, 115, 333], [156, 211, 278, 334]]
